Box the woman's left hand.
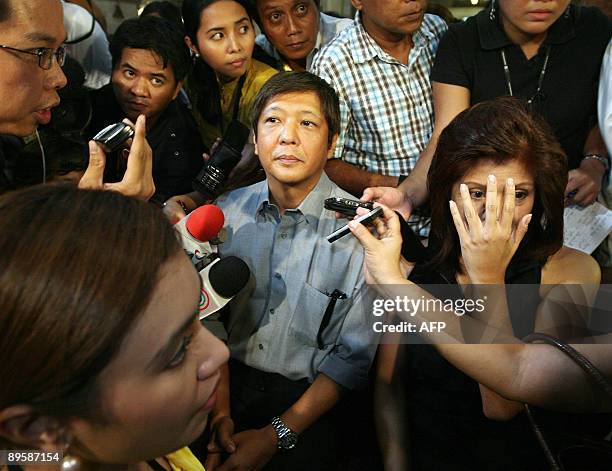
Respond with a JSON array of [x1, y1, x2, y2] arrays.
[[450, 175, 531, 284]]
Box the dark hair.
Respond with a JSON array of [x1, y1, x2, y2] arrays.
[[0, 0, 10, 23], [110, 15, 191, 82], [0, 185, 182, 430], [427, 97, 567, 274], [250, 71, 340, 146], [182, 0, 256, 126], [140, 1, 183, 26]]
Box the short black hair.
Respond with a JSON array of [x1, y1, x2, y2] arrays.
[[109, 15, 191, 83], [140, 1, 183, 27], [251, 71, 340, 147]]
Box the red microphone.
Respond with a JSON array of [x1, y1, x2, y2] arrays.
[[186, 205, 225, 242], [174, 205, 225, 269]]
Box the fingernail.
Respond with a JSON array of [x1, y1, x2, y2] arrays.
[[88, 141, 97, 153], [449, 200, 455, 209], [348, 221, 357, 230], [460, 183, 467, 193], [488, 174, 495, 183], [507, 177, 514, 186], [525, 214, 532, 226]]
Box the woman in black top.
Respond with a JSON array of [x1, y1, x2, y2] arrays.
[[369, 1, 611, 219], [350, 98, 606, 470]]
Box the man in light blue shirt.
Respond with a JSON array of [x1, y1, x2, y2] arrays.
[[204, 72, 377, 471], [254, 0, 352, 71]]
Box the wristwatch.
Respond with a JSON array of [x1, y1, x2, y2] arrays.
[[270, 416, 298, 450]]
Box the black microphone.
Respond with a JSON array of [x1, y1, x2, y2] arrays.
[[198, 256, 251, 319], [192, 120, 250, 198]]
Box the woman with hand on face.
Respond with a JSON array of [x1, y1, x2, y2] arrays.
[[0, 185, 228, 471], [365, 0, 611, 219], [350, 98, 607, 471]]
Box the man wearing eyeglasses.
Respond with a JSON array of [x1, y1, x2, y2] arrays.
[[0, 0, 154, 199]]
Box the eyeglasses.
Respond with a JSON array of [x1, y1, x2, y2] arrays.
[[0, 44, 66, 70]]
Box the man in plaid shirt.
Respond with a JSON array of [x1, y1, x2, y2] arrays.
[[310, 0, 446, 233]]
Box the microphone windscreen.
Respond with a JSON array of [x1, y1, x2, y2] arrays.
[[209, 256, 250, 298], [186, 205, 225, 242]]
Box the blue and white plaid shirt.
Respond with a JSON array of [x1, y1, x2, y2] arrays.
[[310, 12, 447, 176]]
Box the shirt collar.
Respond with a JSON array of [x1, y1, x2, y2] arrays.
[[477, 5, 576, 51], [350, 11, 431, 64], [255, 172, 334, 221]]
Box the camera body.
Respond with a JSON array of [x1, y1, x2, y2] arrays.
[[92, 122, 134, 153]]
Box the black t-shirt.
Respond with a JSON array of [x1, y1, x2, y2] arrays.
[[431, 5, 611, 169], [0, 135, 25, 195], [89, 84, 205, 203]]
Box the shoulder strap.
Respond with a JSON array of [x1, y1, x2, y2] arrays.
[[231, 73, 248, 122], [523, 332, 612, 397]]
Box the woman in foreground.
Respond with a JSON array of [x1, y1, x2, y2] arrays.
[[0, 184, 228, 471]]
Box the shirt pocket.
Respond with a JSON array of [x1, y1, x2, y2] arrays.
[[289, 282, 342, 349]]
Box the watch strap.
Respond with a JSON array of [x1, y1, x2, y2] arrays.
[[270, 416, 297, 450], [583, 153, 610, 173]]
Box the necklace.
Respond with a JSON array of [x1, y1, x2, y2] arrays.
[[500, 45, 551, 105]]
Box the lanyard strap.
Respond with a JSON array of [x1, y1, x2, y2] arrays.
[[500, 45, 551, 104], [230, 73, 247, 123]]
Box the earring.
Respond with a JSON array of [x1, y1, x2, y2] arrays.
[[61, 455, 82, 471], [56, 429, 80, 471], [489, 0, 496, 21]]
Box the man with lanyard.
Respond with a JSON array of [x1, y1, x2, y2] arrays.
[[0, 0, 153, 199]]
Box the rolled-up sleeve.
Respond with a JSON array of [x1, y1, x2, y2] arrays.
[[317, 284, 379, 390]]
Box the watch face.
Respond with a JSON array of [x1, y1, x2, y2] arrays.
[[281, 432, 298, 450]]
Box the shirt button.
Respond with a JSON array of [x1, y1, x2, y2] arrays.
[[280, 232, 287, 239], [170, 133, 176, 138], [274, 272, 281, 279], [173, 151, 180, 156], [258, 343, 264, 350], [269, 308, 275, 314]]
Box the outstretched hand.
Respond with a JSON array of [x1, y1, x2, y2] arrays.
[[361, 186, 412, 220], [348, 204, 407, 287], [79, 115, 154, 200], [450, 175, 531, 284]]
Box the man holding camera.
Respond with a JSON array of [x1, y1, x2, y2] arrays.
[[0, 0, 153, 199], [88, 15, 204, 204]]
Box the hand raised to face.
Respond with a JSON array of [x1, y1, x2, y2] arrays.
[[450, 175, 532, 284]]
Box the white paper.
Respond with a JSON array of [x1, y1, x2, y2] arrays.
[[564, 202, 612, 254]]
